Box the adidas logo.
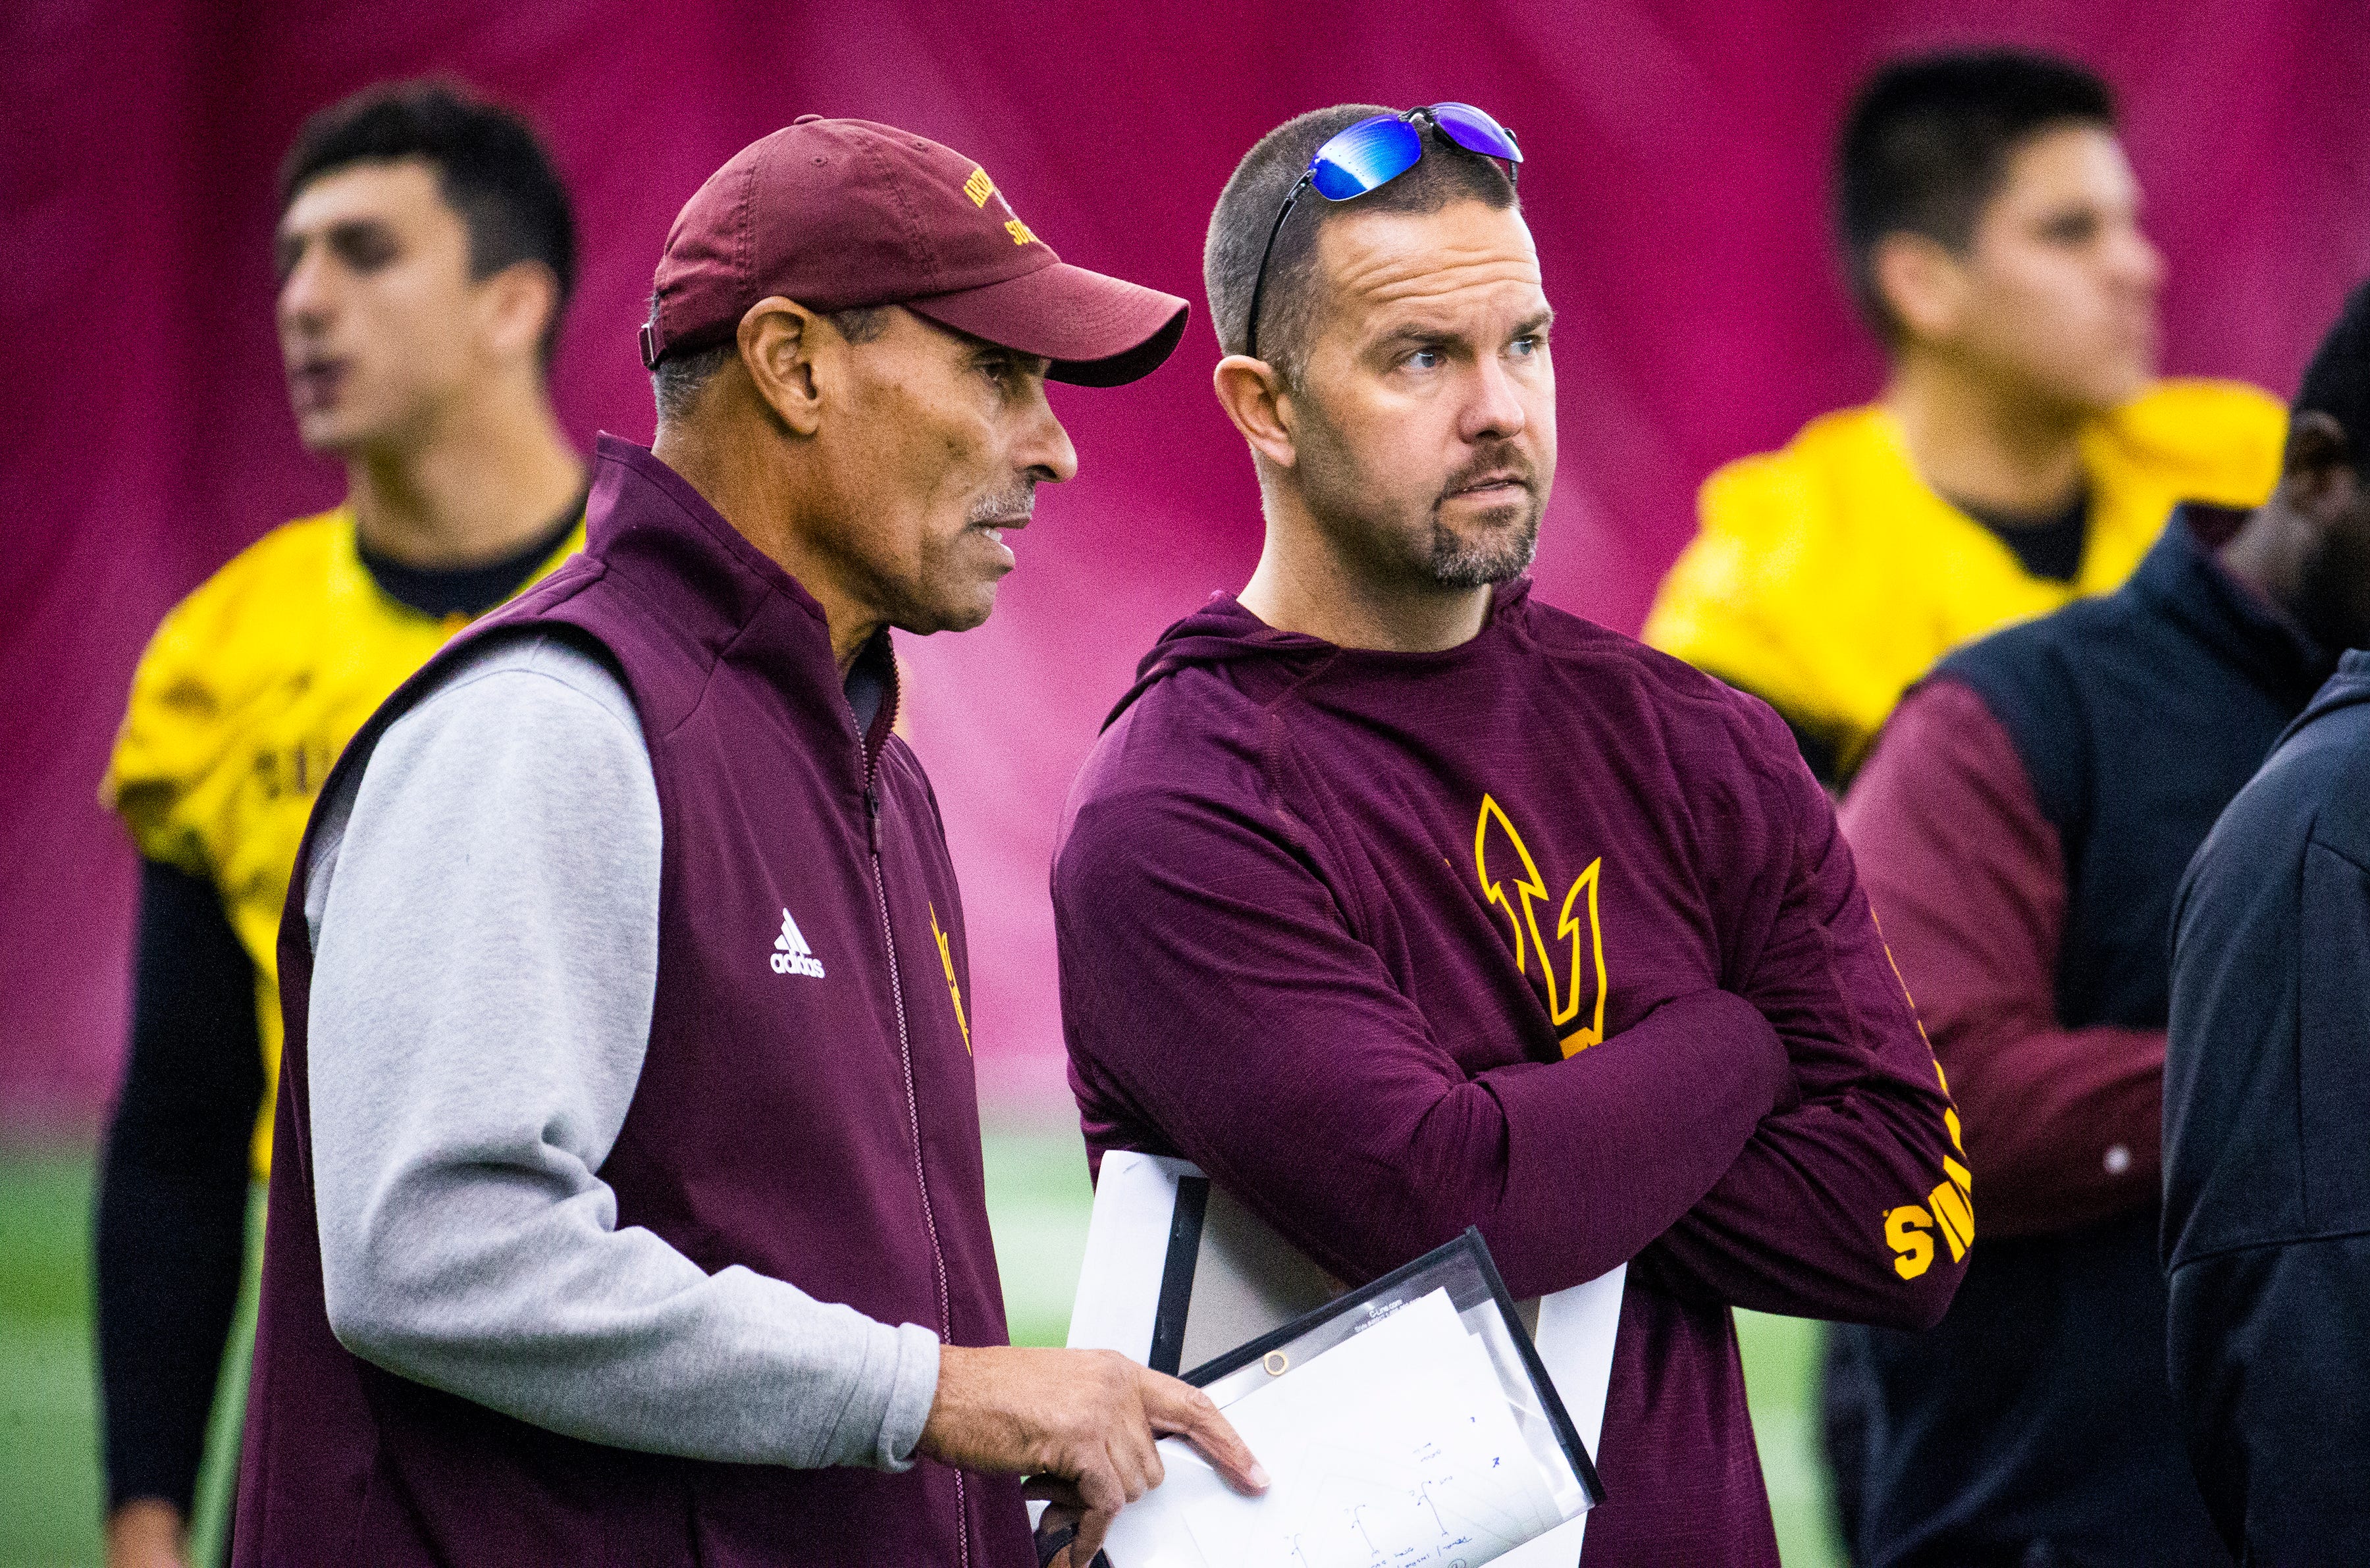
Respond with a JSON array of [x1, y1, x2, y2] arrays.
[[769, 908, 826, 978]]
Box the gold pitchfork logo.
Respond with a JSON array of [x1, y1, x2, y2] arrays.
[[1474, 795, 1607, 1057]]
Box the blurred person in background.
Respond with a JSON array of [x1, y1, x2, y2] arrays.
[[93, 81, 586, 1568], [230, 116, 1258, 1568], [1645, 49, 2282, 786], [1831, 282, 2370, 1566], [2163, 282, 2370, 1566], [1643, 53, 2284, 1554], [1054, 101, 1969, 1567]]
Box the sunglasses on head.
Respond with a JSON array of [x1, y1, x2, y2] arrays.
[[1243, 102, 1523, 363]]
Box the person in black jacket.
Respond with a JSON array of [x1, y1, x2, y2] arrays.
[[2164, 281, 2370, 1566], [1829, 278, 2370, 1567]]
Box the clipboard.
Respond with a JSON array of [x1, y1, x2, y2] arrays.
[[1067, 1151, 1626, 1564], [1186, 1227, 1602, 1514]]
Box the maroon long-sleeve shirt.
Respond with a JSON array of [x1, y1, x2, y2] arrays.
[[1052, 580, 1968, 1566], [1839, 677, 2166, 1237]]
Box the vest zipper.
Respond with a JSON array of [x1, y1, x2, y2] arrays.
[[864, 774, 969, 1568]]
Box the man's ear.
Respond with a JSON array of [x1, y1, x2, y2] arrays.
[[1212, 354, 1299, 471], [2278, 408, 2359, 518], [1870, 232, 1968, 346], [477, 260, 560, 365], [738, 297, 825, 437]]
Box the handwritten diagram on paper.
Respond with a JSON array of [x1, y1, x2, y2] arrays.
[[1196, 1429, 1554, 1568], [1103, 1289, 1566, 1568]]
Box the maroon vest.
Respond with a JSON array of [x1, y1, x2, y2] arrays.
[[233, 436, 1030, 1567]]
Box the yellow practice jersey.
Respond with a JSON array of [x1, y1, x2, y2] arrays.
[[1643, 379, 2286, 773], [103, 507, 582, 1176]]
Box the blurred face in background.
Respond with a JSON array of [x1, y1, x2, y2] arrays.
[[275, 158, 546, 455], [1282, 199, 1558, 592], [2288, 434, 2370, 652], [1885, 123, 2163, 416]]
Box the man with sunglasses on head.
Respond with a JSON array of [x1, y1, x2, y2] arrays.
[[1054, 103, 1970, 1563]]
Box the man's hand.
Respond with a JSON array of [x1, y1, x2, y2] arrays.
[[920, 1345, 1267, 1565], [105, 1500, 188, 1568]]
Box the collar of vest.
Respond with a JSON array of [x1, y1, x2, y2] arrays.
[[2130, 503, 2333, 704], [583, 434, 898, 751], [2278, 646, 2370, 751]]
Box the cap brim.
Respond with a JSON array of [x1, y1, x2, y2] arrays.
[[904, 263, 1190, 387]]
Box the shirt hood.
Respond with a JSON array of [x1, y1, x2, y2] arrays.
[[1103, 577, 1537, 731], [2278, 647, 2370, 748]]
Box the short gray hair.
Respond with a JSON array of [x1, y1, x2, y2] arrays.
[[1204, 106, 1518, 384], [648, 305, 891, 422]]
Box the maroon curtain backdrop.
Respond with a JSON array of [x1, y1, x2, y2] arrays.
[[5, 1, 2365, 1132]]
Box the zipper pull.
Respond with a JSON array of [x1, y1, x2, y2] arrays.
[[866, 786, 882, 854]]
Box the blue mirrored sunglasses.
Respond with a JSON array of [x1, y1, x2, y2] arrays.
[[1244, 103, 1522, 362]]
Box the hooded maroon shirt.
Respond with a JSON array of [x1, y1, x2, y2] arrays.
[[1053, 580, 1969, 1565], [234, 438, 1028, 1567]]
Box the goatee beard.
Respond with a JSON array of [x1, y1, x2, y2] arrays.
[[1427, 505, 1540, 588]]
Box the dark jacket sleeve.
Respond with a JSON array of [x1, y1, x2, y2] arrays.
[[94, 857, 265, 1513], [1833, 677, 2163, 1237], [2166, 740, 2370, 1563], [1627, 696, 1969, 1330], [1053, 781, 1797, 1303]]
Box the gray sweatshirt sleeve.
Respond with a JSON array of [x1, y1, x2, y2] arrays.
[[302, 633, 940, 1471]]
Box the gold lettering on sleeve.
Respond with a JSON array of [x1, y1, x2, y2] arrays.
[[1885, 1205, 1936, 1279], [1928, 1178, 1974, 1263], [1886, 1103, 1975, 1276]]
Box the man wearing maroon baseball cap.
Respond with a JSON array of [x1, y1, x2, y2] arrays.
[[232, 117, 1257, 1568], [641, 113, 1188, 384]]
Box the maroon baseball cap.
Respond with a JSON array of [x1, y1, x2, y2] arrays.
[[642, 116, 1188, 387]]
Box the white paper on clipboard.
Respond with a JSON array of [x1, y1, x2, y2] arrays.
[[1067, 1150, 1625, 1564]]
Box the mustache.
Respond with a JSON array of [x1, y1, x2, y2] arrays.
[[967, 480, 1038, 526], [1439, 444, 1537, 502]]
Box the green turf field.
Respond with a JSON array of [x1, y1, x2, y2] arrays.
[[0, 1152, 102, 1568], [0, 1137, 1842, 1567]]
